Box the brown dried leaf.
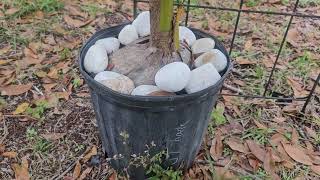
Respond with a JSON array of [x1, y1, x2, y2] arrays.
[[43, 83, 57, 92], [248, 158, 260, 171], [41, 132, 66, 141], [0, 144, 5, 153], [235, 58, 255, 65], [287, 28, 299, 47], [291, 128, 299, 145], [270, 133, 288, 146], [148, 91, 175, 96], [6, 8, 19, 15], [65, 5, 88, 18], [12, 156, 30, 180], [311, 165, 320, 175], [246, 140, 266, 162], [225, 138, 248, 153], [244, 39, 252, 51], [282, 143, 313, 165], [1, 151, 18, 158], [272, 117, 286, 123], [263, 148, 281, 180], [24, 47, 38, 59], [304, 126, 317, 139], [253, 119, 267, 129], [64, 15, 92, 28], [287, 78, 309, 97], [0, 83, 33, 96], [82, 146, 97, 163], [73, 161, 81, 179], [210, 130, 223, 160], [79, 167, 92, 180]]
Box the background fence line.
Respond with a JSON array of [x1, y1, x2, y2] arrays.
[[133, 0, 320, 112]]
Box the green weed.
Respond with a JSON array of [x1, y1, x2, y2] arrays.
[[26, 127, 53, 153], [5, 0, 63, 18], [72, 77, 82, 88], [242, 127, 275, 145], [26, 100, 49, 119], [59, 48, 72, 60], [211, 106, 227, 126], [245, 0, 260, 7], [147, 151, 182, 180]]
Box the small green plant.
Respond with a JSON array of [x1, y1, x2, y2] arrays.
[[26, 100, 49, 119], [211, 106, 226, 126], [72, 77, 82, 88], [26, 127, 52, 153], [75, 144, 85, 152], [245, 0, 260, 7], [27, 127, 38, 140], [5, 0, 63, 18], [59, 48, 72, 60], [147, 151, 182, 180], [242, 127, 275, 145]]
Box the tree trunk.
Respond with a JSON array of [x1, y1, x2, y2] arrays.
[[150, 0, 174, 56]]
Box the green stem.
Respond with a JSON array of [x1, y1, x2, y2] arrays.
[[159, 0, 173, 32]]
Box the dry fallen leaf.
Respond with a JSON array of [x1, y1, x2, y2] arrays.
[[73, 161, 81, 179], [13, 103, 30, 115], [5, 8, 19, 15], [287, 78, 309, 97], [64, 15, 92, 28], [263, 148, 281, 180], [65, 5, 88, 18], [41, 133, 66, 141], [287, 28, 299, 47], [282, 143, 313, 166], [246, 140, 266, 162], [225, 138, 248, 153], [270, 133, 288, 146], [210, 130, 223, 160], [291, 128, 299, 145], [12, 156, 30, 180], [235, 58, 255, 65], [0, 83, 33, 96], [82, 146, 97, 163], [1, 151, 18, 158], [253, 119, 267, 129], [24, 47, 38, 59], [79, 167, 93, 180], [311, 165, 320, 175], [304, 126, 317, 139]]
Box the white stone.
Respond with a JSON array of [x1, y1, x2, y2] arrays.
[[132, 11, 150, 37], [131, 85, 161, 96], [95, 37, 120, 54], [94, 71, 121, 82], [194, 49, 227, 72], [191, 38, 215, 55], [118, 25, 139, 45], [179, 26, 196, 46], [99, 74, 135, 94], [185, 63, 221, 94], [84, 44, 108, 73], [155, 62, 191, 92]]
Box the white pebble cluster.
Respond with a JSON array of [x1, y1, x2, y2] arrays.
[[84, 11, 228, 95]]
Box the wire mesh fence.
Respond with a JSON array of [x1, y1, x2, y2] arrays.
[[133, 0, 320, 112]]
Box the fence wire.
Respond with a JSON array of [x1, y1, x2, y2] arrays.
[[133, 0, 320, 112]]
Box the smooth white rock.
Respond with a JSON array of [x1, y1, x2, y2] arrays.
[[185, 63, 221, 94], [132, 11, 150, 37], [191, 38, 215, 55], [194, 49, 227, 72], [118, 25, 139, 45], [99, 75, 135, 94], [95, 37, 120, 54], [131, 85, 161, 96], [84, 44, 108, 73], [179, 26, 196, 46], [155, 62, 191, 92], [94, 71, 121, 82]]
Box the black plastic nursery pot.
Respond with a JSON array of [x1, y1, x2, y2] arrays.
[[79, 24, 232, 178]]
